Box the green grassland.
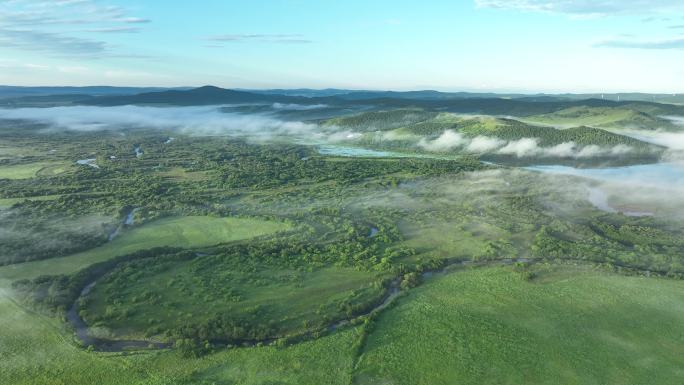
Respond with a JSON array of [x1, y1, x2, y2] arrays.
[[0, 141, 42, 160], [323, 109, 438, 132], [0, 161, 70, 179], [153, 166, 211, 181], [0, 216, 290, 282], [84, 261, 385, 340], [1, 115, 683, 385], [522, 106, 677, 130], [333, 109, 664, 161], [0, 194, 61, 208], [0, 289, 362, 385], [355, 265, 684, 385]]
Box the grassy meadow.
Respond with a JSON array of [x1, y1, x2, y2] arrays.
[[0, 289, 362, 385], [0, 161, 69, 179], [84, 264, 386, 339], [1, 105, 683, 384], [0, 216, 290, 282], [355, 265, 684, 385]]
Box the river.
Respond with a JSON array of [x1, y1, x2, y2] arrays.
[[66, 281, 170, 351], [107, 208, 138, 241], [525, 162, 684, 216], [524, 162, 684, 189], [76, 158, 99, 169]]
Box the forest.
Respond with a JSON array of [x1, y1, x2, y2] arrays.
[[1, 101, 683, 384]]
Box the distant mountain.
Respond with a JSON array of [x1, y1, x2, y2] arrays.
[[559, 93, 684, 105], [249, 89, 684, 104], [249, 88, 534, 100], [243, 88, 355, 98], [3, 85, 683, 105], [81, 86, 316, 106], [76, 86, 603, 112], [69, 86, 684, 123], [0, 86, 188, 99]]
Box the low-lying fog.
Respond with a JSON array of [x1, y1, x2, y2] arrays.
[[0, 104, 672, 160], [1, 104, 683, 219]]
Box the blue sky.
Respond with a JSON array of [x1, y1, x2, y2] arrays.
[[1, 0, 684, 92]]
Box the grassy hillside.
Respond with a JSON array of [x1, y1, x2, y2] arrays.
[[83, 259, 385, 340], [0, 216, 290, 280], [323, 109, 438, 132], [81, 86, 313, 106], [458, 121, 658, 148], [523, 106, 678, 130], [355, 265, 684, 385], [344, 110, 663, 158], [0, 162, 70, 180]]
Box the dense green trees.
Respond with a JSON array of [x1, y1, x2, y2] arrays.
[[4, 118, 683, 357], [324, 109, 438, 132]]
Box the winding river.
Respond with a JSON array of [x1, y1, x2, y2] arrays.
[[66, 255, 530, 351], [67, 207, 172, 351], [65, 144, 684, 351]]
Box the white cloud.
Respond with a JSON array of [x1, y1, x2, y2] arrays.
[[475, 0, 684, 16], [418, 130, 466, 151], [466, 136, 505, 152], [544, 141, 577, 157], [0, 105, 319, 140], [206, 34, 312, 44], [24, 63, 49, 70], [84, 26, 141, 33], [0, 0, 149, 57], [624, 129, 684, 150], [576, 144, 603, 157], [413, 130, 637, 158], [0, 28, 108, 56], [271, 103, 327, 110], [595, 37, 684, 50], [497, 138, 541, 157], [0, 107, 643, 159], [0, 0, 149, 26]]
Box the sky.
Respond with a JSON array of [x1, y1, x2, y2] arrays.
[[1, 0, 684, 92]]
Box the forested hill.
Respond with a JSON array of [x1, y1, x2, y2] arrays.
[[79, 86, 318, 106], [77, 86, 684, 120]]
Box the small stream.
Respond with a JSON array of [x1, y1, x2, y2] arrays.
[[66, 281, 170, 351], [76, 158, 99, 169], [107, 208, 138, 241], [328, 257, 529, 331], [369, 227, 379, 237], [66, 207, 172, 351], [65, 252, 531, 352]]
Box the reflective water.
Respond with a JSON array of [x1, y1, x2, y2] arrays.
[[525, 162, 684, 189], [76, 158, 99, 168]]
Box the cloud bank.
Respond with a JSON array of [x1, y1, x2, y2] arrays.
[[0, 106, 648, 159], [0, 105, 318, 140], [595, 37, 684, 50], [205, 34, 312, 44], [417, 130, 635, 158], [0, 0, 149, 57], [476, 0, 684, 16]]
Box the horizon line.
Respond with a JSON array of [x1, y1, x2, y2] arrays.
[[0, 84, 681, 96]]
